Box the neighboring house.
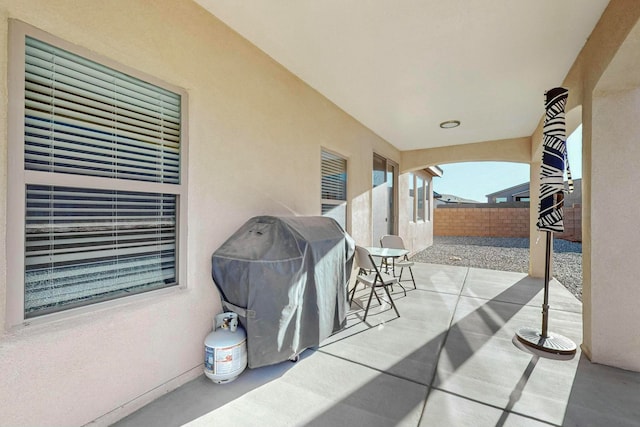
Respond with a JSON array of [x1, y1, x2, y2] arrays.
[[486, 182, 531, 203], [486, 179, 582, 206], [434, 191, 482, 206]]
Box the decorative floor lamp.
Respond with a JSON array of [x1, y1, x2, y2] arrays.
[[516, 87, 577, 355]]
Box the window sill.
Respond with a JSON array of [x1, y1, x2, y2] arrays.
[[7, 285, 188, 335]]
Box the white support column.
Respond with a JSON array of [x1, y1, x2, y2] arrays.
[[586, 88, 640, 371]]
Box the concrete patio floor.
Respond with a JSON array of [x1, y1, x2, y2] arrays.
[[113, 263, 640, 427]]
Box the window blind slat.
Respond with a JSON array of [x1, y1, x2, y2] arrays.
[[25, 133, 180, 166], [25, 149, 180, 173], [24, 71, 180, 128], [26, 38, 180, 99], [25, 101, 180, 143], [25, 108, 179, 149], [25, 110, 180, 147], [26, 242, 177, 266], [26, 89, 181, 136], [26, 255, 175, 283], [25, 148, 180, 177], [25, 111, 180, 149], [24, 163, 179, 183], [26, 41, 181, 110], [25, 71, 181, 123], [25, 231, 176, 250]]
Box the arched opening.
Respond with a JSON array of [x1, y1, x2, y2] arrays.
[[411, 155, 582, 301], [434, 161, 530, 204]]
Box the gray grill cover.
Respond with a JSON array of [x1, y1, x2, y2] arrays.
[[211, 216, 355, 368]]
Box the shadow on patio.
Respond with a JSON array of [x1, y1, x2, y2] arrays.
[[113, 263, 640, 427]]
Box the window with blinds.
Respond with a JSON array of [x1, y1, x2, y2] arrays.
[[19, 35, 184, 317], [321, 150, 347, 230]]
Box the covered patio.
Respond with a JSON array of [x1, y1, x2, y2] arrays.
[[113, 262, 640, 427], [3, 1, 640, 425]]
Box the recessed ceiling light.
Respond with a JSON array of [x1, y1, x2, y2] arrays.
[[439, 120, 461, 129]]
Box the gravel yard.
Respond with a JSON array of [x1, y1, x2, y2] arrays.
[[411, 236, 583, 301]]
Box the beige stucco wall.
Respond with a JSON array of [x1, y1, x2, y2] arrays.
[[587, 18, 640, 366], [589, 88, 640, 370], [554, 1, 640, 370], [0, 1, 401, 425], [400, 137, 531, 174], [397, 172, 435, 254]]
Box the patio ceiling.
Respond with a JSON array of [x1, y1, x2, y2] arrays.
[[194, 0, 610, 151]]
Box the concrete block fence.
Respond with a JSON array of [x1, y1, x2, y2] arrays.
[[434, 203, 582, 242]]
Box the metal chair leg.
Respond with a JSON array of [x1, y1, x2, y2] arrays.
[[398, 267, 416, 291], [408, 267, 416, 289], [382, 285, 400, 318], [362, 287, 377, 321], [397, 269, 407, 296], [373, 289, 382, 304]]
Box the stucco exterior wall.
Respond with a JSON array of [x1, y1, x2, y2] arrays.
[[589, 88, 640, 370], [0, 1, 401, 425], [397, 172, 435, 254], [562, 1, 640, 370], [400, 137, 531, 174]]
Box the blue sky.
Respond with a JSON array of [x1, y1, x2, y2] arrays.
[[434, 125, 583, 202]]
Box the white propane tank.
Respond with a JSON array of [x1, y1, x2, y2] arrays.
[[204, 312, 247, 384]]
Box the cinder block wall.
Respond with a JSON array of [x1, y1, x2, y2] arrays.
[[434, 204, 582, 241], [559, 204, 582, 241]]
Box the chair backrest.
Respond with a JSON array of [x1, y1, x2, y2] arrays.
[[380, 235, 405, 250], [354, 245, 376, 271]]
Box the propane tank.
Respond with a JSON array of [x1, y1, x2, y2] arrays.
[[204, 312, 247, 384]]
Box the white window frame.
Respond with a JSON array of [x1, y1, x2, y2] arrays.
[[411, 171, 430, 223], [408, 172, 416, 222], [425, 176, 431, 221], [416, 174, 426, 221], [6, 21, 189, 326], [320, 148, 348, 231]]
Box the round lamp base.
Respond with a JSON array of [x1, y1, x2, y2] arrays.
[[516, 327, 577, 355]]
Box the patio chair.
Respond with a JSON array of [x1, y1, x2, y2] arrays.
[[349, 246, 400, 322], [380, 235, 416, 289]]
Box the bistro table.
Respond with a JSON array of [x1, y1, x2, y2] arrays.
[[364, 247, 409, 276]]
